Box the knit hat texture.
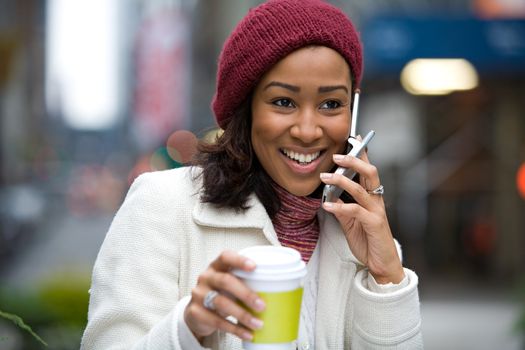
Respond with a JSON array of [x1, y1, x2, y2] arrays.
[[212, 0, 363, 129]]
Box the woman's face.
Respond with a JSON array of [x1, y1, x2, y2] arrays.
[[251, 46, 352, 196]]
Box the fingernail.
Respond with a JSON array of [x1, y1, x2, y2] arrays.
[[242, 331, 253, 340], [253, 298, 265, 311], [333, 154, 345, 161], [250, 318, 264, 329], [323, 202, 334, 209], [244, 259, 256, 269], [320, 172, 332, 179]]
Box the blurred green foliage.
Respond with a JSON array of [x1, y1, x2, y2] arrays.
[[0, 272, 90, 350]]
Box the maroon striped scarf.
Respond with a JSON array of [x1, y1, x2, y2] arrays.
[[271, 182, 322, 263]]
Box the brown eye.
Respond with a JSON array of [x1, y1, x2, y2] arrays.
[[320, 100, 341, 110], [273, 98, 295, 108]]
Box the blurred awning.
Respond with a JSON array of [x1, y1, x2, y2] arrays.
[[362, 15, 525, 77]]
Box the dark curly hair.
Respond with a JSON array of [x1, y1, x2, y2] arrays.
[[191, 95, 281, 218]]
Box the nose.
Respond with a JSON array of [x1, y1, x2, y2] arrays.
[[289, 108, 322, 143]]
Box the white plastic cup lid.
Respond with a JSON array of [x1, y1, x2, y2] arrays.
[[233, 246, 306, 281]]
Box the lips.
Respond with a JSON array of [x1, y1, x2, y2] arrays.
[[281, 149, 322, 165]]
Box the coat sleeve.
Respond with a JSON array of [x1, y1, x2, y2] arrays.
[[80, 172, 202, 350], [351, 268, 424, 349]]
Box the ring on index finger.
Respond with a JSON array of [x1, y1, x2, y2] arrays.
[[367, 184, 384, 196], [203, 290, 219, 311]]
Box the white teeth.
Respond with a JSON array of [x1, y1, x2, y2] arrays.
[[282, 149, 321, 164]]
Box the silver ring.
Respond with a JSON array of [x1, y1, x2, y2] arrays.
[[367, 184, 384, 195], [203, 290, 219, 311]]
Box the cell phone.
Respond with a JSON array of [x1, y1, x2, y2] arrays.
[[322, 130, 375, 203], [321, 90, 375, 203]]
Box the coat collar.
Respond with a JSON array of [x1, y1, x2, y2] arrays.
[[191, 185, 364, 264], [192, 193, 281, 246]]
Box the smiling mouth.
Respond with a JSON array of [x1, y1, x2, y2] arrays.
[[281, 149, 322, 165]]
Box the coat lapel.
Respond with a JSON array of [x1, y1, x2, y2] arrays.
[[315, 210, 362, 349]]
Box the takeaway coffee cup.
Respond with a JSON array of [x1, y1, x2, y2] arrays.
[[233, 246, 307, 350]]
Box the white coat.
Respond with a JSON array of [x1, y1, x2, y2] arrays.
[[81, 167, 423, 349]]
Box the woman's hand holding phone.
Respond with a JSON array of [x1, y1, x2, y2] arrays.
[[320, 146, 405, 285]]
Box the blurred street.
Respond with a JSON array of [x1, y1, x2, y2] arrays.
[[422, 300, 521, 349], [421, 284, 522, 349], [2, 209, 111, 290]]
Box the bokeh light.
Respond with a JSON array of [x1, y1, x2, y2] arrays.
[[202, 128, 223, 144], [166, 129, 198, 164], [400, 58, 479, 95], [150, 147, 180, 171], [517, 162, 525, 199], [127, 129, 198, 186]]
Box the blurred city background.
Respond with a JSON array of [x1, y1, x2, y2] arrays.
[[1, 0, 524, 349]]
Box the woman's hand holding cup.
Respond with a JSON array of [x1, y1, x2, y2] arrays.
[[184, 250, 266, 342]]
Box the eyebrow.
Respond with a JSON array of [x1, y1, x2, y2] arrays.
[[263, 81, 349, 94], [263, 81, 300, 92], [318, 85, 349, 94]]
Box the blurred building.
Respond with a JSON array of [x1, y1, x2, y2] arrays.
[[0, 0, 48, 268]]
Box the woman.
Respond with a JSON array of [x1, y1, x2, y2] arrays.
[[81, 0, 423, 349]]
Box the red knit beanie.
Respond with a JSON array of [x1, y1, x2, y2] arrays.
[[212, 0, 363, 129]]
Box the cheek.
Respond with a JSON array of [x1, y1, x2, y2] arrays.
[[328, 119, 351, 145], [251, 121, 272, 147], [251, 111, 284, 142], [251, 120, 274, 160], [251, 131, 266, 158], [329, 124, 351, 155]]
